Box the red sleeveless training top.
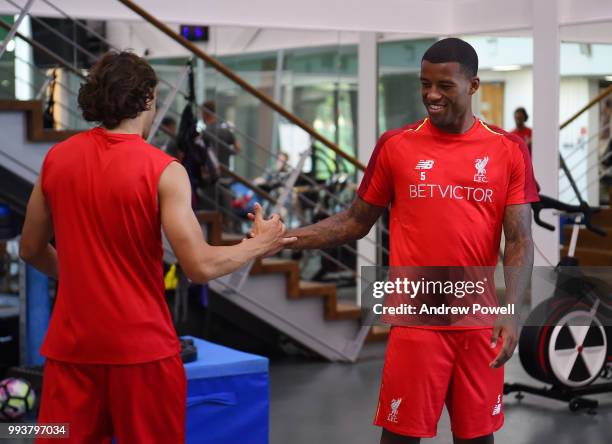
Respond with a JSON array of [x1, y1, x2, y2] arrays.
[[40, 127, 180, 364]]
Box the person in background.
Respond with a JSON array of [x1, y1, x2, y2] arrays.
[[510, 107, 532, 154], [254, 151, 291, 190], [200, 100, 241, 171], [200, 100, 241, 221], [152, 116, 180, 159]]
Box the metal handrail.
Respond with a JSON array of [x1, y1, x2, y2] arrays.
[[2, 0, 387, 263], [198, 189, 361, 277], [203, 181, 372, 276], [5, 0, 98, 62], [0, 17, 85, 79], [209, 146, 390, 260], [198, 112, 391, 242], [0, 147, 38, 175], [558, 95, 612, 204], [559, 150, 612, 199], [1, 4, 366, 227], [179, 96, 389, 237], [0, 75, 86, 125], [561, 121, 609, 165], [116, 0, 366, 171], [11, 52, 79, 100], [560, 84, 612, 130], [40, 0, 108, 47], [1, 3, 188, 110]]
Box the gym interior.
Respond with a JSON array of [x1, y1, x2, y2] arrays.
[[0, 1, 612, 443]]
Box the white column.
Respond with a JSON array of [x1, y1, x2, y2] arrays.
[[195, 58, 206, 106], [532, 0, 560, 304], [587, 80, 600, 206], [270, 49, 285, 158], [356, 32, 378, 306], [14, 16, 33, 101]]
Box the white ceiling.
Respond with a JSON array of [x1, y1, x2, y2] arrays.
[[1, 0, 611, 36]]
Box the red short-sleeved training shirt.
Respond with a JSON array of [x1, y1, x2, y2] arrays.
[[359, 117, 539, 268]]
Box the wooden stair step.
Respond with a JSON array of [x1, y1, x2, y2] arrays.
[[326, 301, 362, 321], [198, 211, 366, 325], [563, 226, 612, 250], [196, 211, 223, 225], [366, 325, 390, 342], [561, 246, 612, 266], [219, 232, 244, 246], [196, 211, 223, 244], [298, 280, 336, 298], [0, 100, 78, 142], [254, 257, 298, 273], [591, 208, 612, 226]]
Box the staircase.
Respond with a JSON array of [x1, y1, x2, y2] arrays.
[[195, 211, 387, 362], [1, 100, 388, 363], [561, 188, 612, 265], [0, 100, 77, 184], [0, 100, 78, 216]]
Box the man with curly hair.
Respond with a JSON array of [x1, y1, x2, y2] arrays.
[[19, 51, 295, 443]]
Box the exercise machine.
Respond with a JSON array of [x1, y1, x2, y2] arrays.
[[504, 195, 612, 412]]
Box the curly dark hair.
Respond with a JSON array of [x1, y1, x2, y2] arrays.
[[78, 51, 157, 129]]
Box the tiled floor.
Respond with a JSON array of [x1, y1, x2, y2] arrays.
[[269, 342, 612, 444], [5, 342, 611, 443]]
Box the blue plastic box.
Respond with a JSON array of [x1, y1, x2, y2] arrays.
[[183, 336, 269, 444]]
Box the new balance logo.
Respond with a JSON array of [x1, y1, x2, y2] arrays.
[[415, 160, 434, 170], [416, 160, 434, 181], [492, 394, 502, 416], [387, 398, 402, 423]]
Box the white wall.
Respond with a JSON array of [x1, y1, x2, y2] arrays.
[[558, 78, 593, 204], [561, 42, 612, 76], [0, 0, 451, 34], [0, 112, 53, 183], [105, 20, 612, 72], [476, 70, 597, 205], [478, 68, 533, 131], [3, 0, 611, 36], [464, 36, 532, 69], [105, 21, 188, 58]]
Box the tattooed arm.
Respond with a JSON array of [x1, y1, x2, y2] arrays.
[[502, 204, 535, 306], [285, 197, 386, 250], [490, 203, 534, 368]]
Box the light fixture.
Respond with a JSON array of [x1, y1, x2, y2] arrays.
[[491, 64, 521, 72], [605, 75, 612, 82], [5, 39, 15, 52]]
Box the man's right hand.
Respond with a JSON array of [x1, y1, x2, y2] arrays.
[[250, 203, 297, 257]]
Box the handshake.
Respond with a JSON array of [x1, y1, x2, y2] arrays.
[[245, 202, 297, 257]]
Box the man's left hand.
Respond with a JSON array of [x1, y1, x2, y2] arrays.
[[490, 315, 519, 368]]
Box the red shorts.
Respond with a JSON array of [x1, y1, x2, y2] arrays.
[[36, 354, 186, 444], [374, 327, 504, 439]]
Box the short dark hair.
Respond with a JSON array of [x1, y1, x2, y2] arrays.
[[422, 38, 478, 78], [514, 107, 529, 121], [202, 100, 216, 114], [78, 51, 157, 129]]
